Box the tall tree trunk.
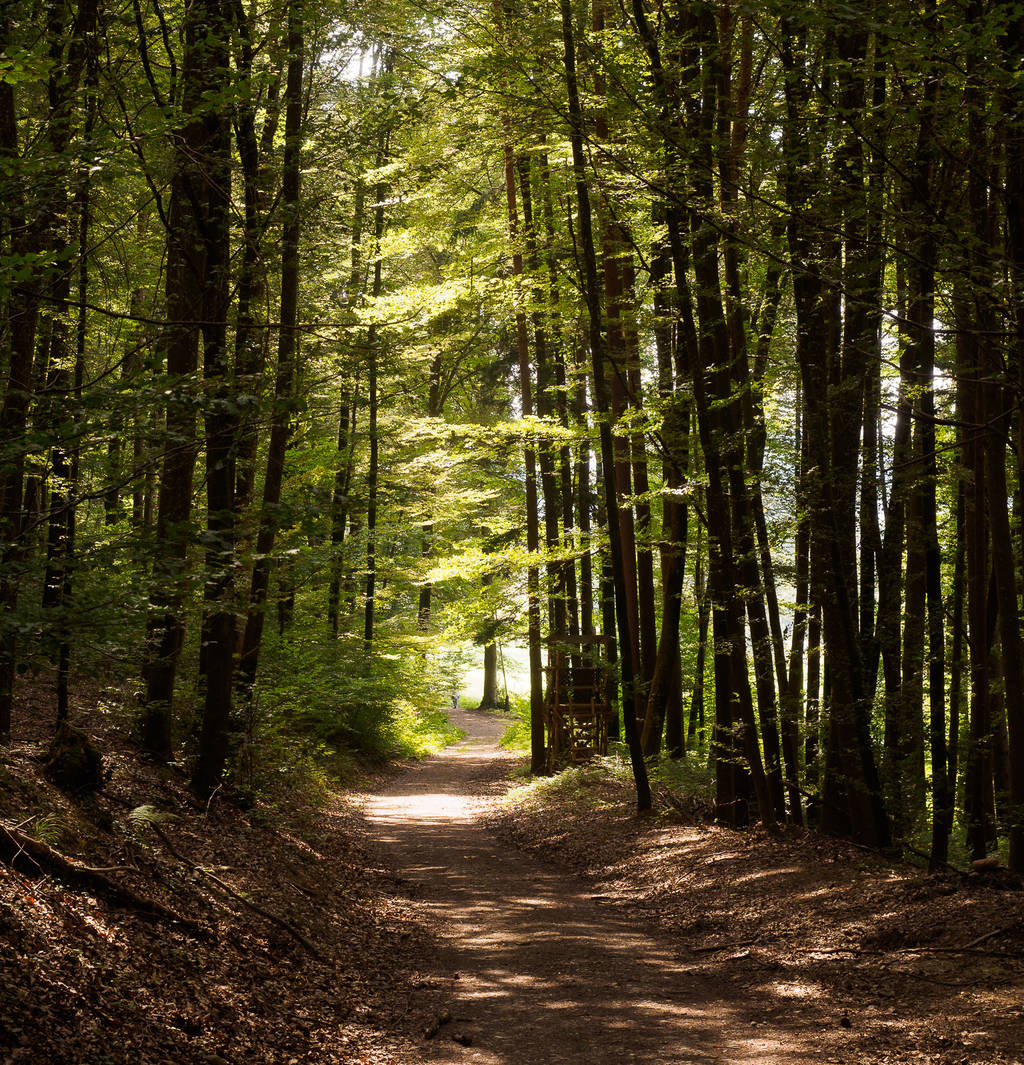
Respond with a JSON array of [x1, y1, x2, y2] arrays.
[[191, 0, 238, 798], [573, 348, 595, 638], [780, 10, 888, 846], [641, 227, 688, 756], [961, 4, 998, 857], [592, 0, 643, 696], [329, 395, 357, 635], [540, 149, 581, 641], [416, 350, 443, 629], [232, 1, 282, 519], [938, 479, 966, 861], [559, 0, 650, 810], [957, 277, 995, 859], [237, 0, 305, 700], [362, 180, 386, 645], [329, 165, 367, 635], [519, 156, 567, 648], [685, 508, 710, 752], [502, 139, 546, 775], [0, 0, 97, 739], [141, 0, 228, 760], [999, 0, 1024, 871]]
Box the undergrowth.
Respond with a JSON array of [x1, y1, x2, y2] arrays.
[[498, 693, 532, 751], [231, 626, 464, 797]]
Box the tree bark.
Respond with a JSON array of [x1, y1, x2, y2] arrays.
[[236, 0, 306, 703], [501, 138, 546, 776], [559, 0, 650, 811], [190, 0, 239, 798], [141, 0, 230, 761]]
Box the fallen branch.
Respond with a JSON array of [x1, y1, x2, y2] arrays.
[[960, 918, 1024, 950], [0, 821, 205, 936], [789, 943, 1021, 958], [692, 938, 759, 954], [149, 821, 325, 961]]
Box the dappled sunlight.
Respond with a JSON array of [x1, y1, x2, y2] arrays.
[[756, 981, 824, 1001], [362, 707, 826, 1065], [731, 866, 804, 886]]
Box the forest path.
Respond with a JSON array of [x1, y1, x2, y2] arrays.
[[363, 707, 821, 1065]]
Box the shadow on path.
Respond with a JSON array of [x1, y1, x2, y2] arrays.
[[364, 708, 821, 1065]]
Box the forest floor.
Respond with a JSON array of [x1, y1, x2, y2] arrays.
[[2, 688, 1023, 1064], [0, 678, 444, 1064]]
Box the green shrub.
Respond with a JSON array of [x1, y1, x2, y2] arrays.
[[250, 629, 463, 781]]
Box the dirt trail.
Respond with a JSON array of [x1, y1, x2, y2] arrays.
[[363, 707, 823, 1065]]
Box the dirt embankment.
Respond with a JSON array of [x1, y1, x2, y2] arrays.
[[0, 681, 438, 1065]]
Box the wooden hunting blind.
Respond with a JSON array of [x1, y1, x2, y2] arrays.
[[543, 634, 615, 767]]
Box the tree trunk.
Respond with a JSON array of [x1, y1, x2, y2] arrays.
[[559, 0, 650, 811], [501, 139, 546, 776], [780, 10, 888, 846], [141, 0, 229, 760], [641, 229, 689, 756], [998, 0, 1024, 871], [190, 0, 238, 798], [236, 2, 306, 701]]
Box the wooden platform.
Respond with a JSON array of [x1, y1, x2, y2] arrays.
[[543, 635, 615, 768]]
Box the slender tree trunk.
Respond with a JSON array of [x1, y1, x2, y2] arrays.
[[961, 6, 998, 856], [685, 506, 710, 752], [191, 0, 238, 798], [781, 11, 888, 846], [53, 50, 96, 725], [478, 574, 500, 711], [329, 395, 356, 635], [416, 350, 443, 629], [363, 222, 384, 648], [540, 150, 581, 640], [592, 0, 643, 696], [573, 351, 595, 638], [141, 0, 229, 760], [519, 156, 567, 647], [642, 228, 689, 756], [939, 479, 966, 861], [999, 1, 1024, 870], [502, 139, 546, 775], [232, 3, 281, 520], [329, 166, 367, 635], [957, 278, 994, 859]]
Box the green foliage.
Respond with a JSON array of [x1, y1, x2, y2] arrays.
[[251, 624, 463, 775], [31, 813, 75, 848], [505, 745, 715, 815], [646, 751, 715, 806], [498, 692, 532, 751], [127, 804, 179, 827]]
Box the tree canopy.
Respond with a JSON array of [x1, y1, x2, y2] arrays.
[[2, 0, 1024, 870]]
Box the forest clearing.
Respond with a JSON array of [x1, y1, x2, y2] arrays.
[[4, 0, 1024, 1058]]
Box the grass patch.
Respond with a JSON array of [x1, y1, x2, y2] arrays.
[[498, 692, 532, 751], [501, 739, 716, 819], [504, 762, 622, 813]]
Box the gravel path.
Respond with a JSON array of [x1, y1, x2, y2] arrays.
[[363, 707, 820, 1065]]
